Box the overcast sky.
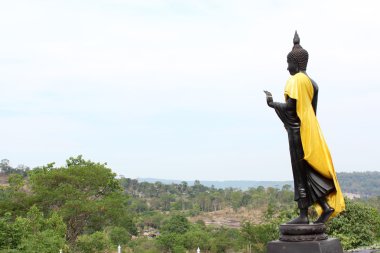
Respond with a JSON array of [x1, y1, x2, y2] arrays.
[[1, 0, 379, 181]]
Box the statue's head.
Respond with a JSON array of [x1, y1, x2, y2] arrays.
[[287, 31, 308, 75]]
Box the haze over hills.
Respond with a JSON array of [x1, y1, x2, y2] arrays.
[[1, 161, 379, 197], [138, 178, 293, 190], [138, 171, 380, 197]]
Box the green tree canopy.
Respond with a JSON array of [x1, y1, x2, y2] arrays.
[[327, 199, 380, 250], [28, 155, 134, 244]]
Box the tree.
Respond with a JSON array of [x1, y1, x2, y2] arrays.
[[0, 174, 30, 217], [161, 214, 190, 234], [157, 214, 191, 252], [28, 155, 129, 244], [157, 233, 184, 253], [0, 159, 29, 176], [209, 227, 241, 253], [127, 237, 161, 253], [182, 225, 211, 251], [0, 213, 23, 250], [108, 226, 130, 245], [0, 159, 11, 173], [0, 206, 66, 252], [76, 231, 110, 253], [240, 221, 278, 253], [327, 199, 380, 250]]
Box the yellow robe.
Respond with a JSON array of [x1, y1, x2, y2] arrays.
[[284, 72, 345, 217]]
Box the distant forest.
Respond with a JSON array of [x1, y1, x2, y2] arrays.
[[0, 157, 379, 252], [139, 171, 380, 197], [1, 158, 380, 197], [337, 171, 380, 197]]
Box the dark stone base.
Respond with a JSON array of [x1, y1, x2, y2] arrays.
[[267, 238, 343, 253], [279, 223, 327, 242]]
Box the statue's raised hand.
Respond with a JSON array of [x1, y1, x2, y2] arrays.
[[264, 90, 274, 107]]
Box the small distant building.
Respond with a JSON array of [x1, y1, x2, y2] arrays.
[[344, 192, 361, 199]]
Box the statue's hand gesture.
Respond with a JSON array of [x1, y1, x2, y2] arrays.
[[264, 90, 274, 107]]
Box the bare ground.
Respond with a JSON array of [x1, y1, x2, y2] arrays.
[[189, 207, 266, 228]]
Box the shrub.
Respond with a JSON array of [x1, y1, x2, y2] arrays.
[[327, 199, 380, 250]]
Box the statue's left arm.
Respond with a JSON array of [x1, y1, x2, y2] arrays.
[[264, 90, 298, 126]]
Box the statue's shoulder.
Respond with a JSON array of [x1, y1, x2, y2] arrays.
[[285, 73, 304, 90], [285, 75, 299, 99], [296, 73, 316, 90], [295, 72, 309, 81]]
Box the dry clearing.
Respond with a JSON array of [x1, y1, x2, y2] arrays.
[[189, 207, 266, 228]]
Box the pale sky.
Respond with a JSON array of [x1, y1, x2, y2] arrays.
[[1, 0, 379, 181]]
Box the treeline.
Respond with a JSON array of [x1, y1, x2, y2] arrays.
[[0, 156, 380, 253], [2, 159, 380, 197], [0, 159, 30, 177], [121, 178, 294, 214], [135, 171, 380, 198], [338, 171, 380, 197]]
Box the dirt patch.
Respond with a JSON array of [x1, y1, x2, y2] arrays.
[[0, 173, 9, 186], [189, 207, 266, 228]]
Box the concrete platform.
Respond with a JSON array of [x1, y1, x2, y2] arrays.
[[267, 238, 343, 253]]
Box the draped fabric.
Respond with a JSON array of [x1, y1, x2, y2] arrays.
[[284, 72, 345, 217]]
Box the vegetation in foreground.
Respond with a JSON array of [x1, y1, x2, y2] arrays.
[[0, 156, 380, 252]]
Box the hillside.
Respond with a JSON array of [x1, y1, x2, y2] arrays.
[[138, 178, 293, 190], [139, 171, 380, 197], [338, 171, 380, 197], [2, 170, 380, 197]]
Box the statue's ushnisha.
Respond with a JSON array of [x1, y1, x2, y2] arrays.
[[264, 31, 345, 224]]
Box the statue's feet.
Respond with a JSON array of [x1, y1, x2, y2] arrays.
[[286, 216, 309, 225], [315, 208, 334, 224]]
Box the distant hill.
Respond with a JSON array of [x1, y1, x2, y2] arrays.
[[337, 171, 380, 197], [138, 171, 380, 197], [137, 178, 293, 190]]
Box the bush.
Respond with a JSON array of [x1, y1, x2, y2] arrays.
[[161, 214, 190, 234], [327, 199, 380, 250], [127, 237, 161, 253], [183, 225, 211, 251], [76, 231, 110, 253], [240, 222, 278, 253], [108, 226, 130, 245]]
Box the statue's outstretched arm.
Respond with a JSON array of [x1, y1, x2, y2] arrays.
[[264, 90, 296, 110], [264, 91, 297, 125]]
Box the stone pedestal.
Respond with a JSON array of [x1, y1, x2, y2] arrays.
[[267, 224, 343, 253], [267, 238, 343, 253]]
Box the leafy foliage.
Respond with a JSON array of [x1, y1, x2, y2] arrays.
[[107, 226, 130, 245], [1, 157, 380, 252], [0, 159, 30, 177], [327, 199, 380, 250], [0, 206, 66, 253], [75, 231, 110, 253], [28, 156, 134, 244], [338, 171, 380, 197], [241, 221, 278, 253]]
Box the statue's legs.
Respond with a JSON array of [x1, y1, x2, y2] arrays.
[[287, 128, 311, 224], [286, 208, 309, 224], [315, 198, 334, 223], [286, 127, 336, 224]]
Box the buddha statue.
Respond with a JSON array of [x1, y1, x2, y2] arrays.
[[264, 31, 345, 224]]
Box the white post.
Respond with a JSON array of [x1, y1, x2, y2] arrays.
[[118, 245, 121, 253], [197, 247, 200, 253], [59, 250, 62, 253]]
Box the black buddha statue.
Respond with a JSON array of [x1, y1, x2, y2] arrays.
[[264, 31, 345, 224]]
